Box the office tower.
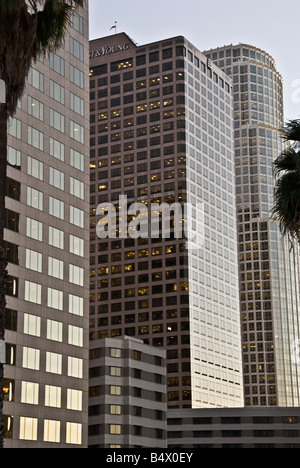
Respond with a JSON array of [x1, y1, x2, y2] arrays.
[[89, 33, 244, 409], [205, 44, 300, 406], [3, 6, 90, 447], [89, 336, 167, 448]]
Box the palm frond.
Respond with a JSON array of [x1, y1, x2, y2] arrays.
[[281, 119, 300, 143], [273, 147, 300, 177]]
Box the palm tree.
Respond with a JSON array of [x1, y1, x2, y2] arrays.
[[272, 119, 300, 243], [0, 0, 84, 448]]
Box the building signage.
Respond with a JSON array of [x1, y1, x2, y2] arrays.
[[90, 43, 130, 59]]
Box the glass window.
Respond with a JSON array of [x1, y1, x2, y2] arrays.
[[70, 64, 84, 88], [28, 68, 44, 92], [69, 234, 84, 257], [68, 325, 83, 347], [48, 257, 64, 280], [50, 80, 65, 104], [49, 226, 64, 250], [27, 156, 44, 180], [7, 146, 21, 169], [24, 314, 41, 337], [50, 109, 65, 133], [70, 149, 84, 171], [70, 176, 84, 199], [26, 218, 43, 242], [43, 420, 61, 443], [45, 385, 61, 408], [26, 249, 42, 272], [19, 417, 38, 441], [70, 92, 84, 116], [47, 319, 63, 342], [50, 53, 65, 76], [27, 187, 43, 211], [66, 422, 82, 445], [25, 281, 42, 305], [46, 352, 62, 375], [69, 264, 84, 286], [67, 389, 82, 411], [50, 138, 65, 161], [68, 357, 83, 379], [49, 167, 65, 190], [69, 294, 84, 317], [22, 347, 40, 371], [70, 120, 84, 143], [70, 206, 84, 228], [28, 96, 44, 121], [28, 126, 44, 150], [70, 37, 84, 61], [21, 382, 39, 405], [49, 196, 64, 220], [47, 287, 63, 310], [8, 118, 21, 139]]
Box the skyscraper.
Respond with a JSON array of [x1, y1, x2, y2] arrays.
[[89, 33, 244, 409], [3, 5, 90, 447], [205, 44, 300, 406]]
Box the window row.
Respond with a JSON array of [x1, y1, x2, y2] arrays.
[[22, 347, 83, 378], [8, 118, 85, 146], [18, 418, 82, 444]]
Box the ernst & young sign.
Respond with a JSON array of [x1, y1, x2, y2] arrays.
[[90, 43, 130, 59]]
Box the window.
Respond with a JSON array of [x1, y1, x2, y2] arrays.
[[7, 146, 21, 169], [70, 206, 84, 228], [50, 109, 65, 132], [110, 366, 122, 377], [67, 389, 83, 411], [19, 417, 38, 441], [25, 281, 42, 305], [50, 138, 65, 161], [66, 422, 82, 445], [70, 92, 84, 116], [70, 149, 84, 171], [70, 37, 84, 61], [43, 420, 61, 443], [50, 80, 65, 104], [49, 196, 64, 220], [28, 126, 44, 150], [24, 314, 41, 337], [21, 382, 39, 405], [48, 257, 64, 280], [26, 249, 42, 273], [69, 264, 84, 286], [68, 325, 83, 347], [70, 234, 84, 257], [27, 156, 44, 180], [68, 357, 83, 379], [45, 385, 61, 408], [110, 405, 122, 415], [28, 96, 44, 121], [50, 53, 65, 76], [27, 187, 43, 211], [70, 64, 84, 88], [27, 218, 43, 242], [47, 319, 63, 342], [70, 120, 84, 143], [47, 288, 63, 311], [50, 167, 64, 190], [8, 118, 21, 139], [5, 209, 19, 232], [69, 294, 84, 317], [22, 347, 40, 371], [28, 68, 44, 92], [110, 425, 122, 435], [70, 176, 84, 199], [110, 385, 122, 396], [111, 348, 122, 358], [46, 352, 62, 374], [49, 226, 64, 250]]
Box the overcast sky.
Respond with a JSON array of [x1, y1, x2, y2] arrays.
[[89, 0, 300, 121]]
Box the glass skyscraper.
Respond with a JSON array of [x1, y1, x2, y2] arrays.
[[89, 33, 244, 409], [3, 5, 90, 447], [205, 44, 300, 406]]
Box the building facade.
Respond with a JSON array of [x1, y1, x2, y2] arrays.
[[88, 336, 167, 448], [168, 407, 300, 448], [89, 33, 244, 409], [204, 44, 300, 406], [3, 5, 90, 447]]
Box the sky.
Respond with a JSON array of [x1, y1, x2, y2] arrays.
[[89, 0, 300, 122]]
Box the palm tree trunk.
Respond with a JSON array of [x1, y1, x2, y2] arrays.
[[0, 102, 8, 449]]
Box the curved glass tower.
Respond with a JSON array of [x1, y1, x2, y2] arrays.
[[204, 44, 300, 406]]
